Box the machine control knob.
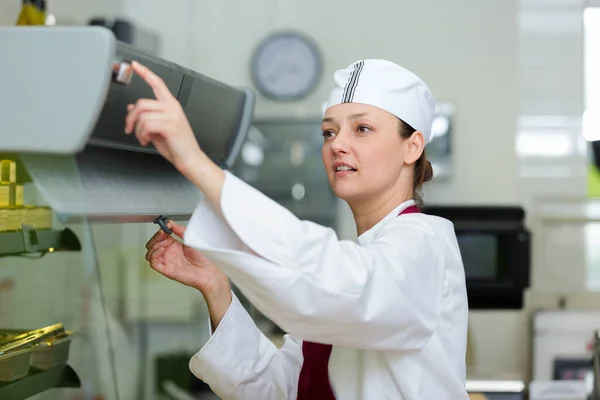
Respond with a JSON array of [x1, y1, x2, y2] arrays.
[[112, 61, 133, 84]]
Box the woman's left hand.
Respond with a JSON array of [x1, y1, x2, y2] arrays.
[[125, 61, 203, 176]]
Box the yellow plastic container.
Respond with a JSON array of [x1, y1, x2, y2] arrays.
[[6, 207, 25, 231], [21, 207, 52, 230], [0, 184, 13, 207], [0, 160, 16, 184], [23, 206, 36, 227], [15, 184, 24, 206], [0, 209, 7, 232]]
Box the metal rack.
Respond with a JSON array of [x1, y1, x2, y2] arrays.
[[0, 224, 82, 398], [0, 365, 80, 399], [0, 225, 80, 257]]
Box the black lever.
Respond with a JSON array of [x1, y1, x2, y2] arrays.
[[153, 215, 172, 235]]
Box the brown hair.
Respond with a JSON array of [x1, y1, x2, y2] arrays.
[[397, 119, 434, 207]]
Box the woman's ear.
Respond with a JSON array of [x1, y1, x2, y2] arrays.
[[404, 131, 425, 165]]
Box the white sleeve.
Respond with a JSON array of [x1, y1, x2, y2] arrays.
[[184, 171, 446, 351], [189, 292, 303, 400]]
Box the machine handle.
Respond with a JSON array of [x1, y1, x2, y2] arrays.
[[112, 61, 133, 84]]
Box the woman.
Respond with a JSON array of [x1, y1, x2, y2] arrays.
[[128, 59, 469, 399]]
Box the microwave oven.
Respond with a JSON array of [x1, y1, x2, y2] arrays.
[[423, 206, 531, 310]]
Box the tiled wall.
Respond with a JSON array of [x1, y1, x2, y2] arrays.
[[517, 0, 587, 206]]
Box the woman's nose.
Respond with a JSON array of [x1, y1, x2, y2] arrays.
[[330, 130, 351, 154]]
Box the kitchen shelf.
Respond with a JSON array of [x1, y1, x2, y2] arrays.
[[0, 364, 80, 399], [0, 225, 81, 257]]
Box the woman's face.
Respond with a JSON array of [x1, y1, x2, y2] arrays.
[[321, 103, 413, 204]]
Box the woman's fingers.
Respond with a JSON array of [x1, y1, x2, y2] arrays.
[[145, 234, 174, 265], [145, 232, 181, 267], [145, 238, 163, 261], [144, 240, 207, 289], [146, 245, 165, 265], [134, 112, 174, 146], [168, 220, 186, 238], [134, 117, 148, 146], [146, 227, 167, 250], [131, 61, 175, 103], [125, 98, 162, 134]]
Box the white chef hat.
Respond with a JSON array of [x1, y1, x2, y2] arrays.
[[323, 59, 436, 143]]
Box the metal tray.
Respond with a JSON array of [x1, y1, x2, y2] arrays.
[[0, 346, 33, 383], [31, 331, 73, 370], [0, 323, 64, 355]]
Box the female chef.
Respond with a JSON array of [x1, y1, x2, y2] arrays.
[[128, 59, 469, 399]]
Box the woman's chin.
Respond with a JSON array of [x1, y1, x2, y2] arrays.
[[331, 184, 362, 202]]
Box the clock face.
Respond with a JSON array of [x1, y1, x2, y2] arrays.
[[251, 32, 323, 100]]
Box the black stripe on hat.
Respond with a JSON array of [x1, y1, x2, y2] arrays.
[[340, 64, 357, 102], [346, 61, 364, 102], [341, 61, 364, 103]]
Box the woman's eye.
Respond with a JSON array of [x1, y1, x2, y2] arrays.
[[322, 130, 336, 139], [357, 125, 371, 133]]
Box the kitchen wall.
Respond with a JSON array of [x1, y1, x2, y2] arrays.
[[122, 0, 520, 207]]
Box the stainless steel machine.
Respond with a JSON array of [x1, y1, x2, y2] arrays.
[[0, 25, 254, 400]]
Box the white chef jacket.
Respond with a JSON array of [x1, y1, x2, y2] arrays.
[[183, 171, 469, 400]]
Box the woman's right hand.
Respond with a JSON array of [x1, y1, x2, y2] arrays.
[[145, 221, 232, 328]]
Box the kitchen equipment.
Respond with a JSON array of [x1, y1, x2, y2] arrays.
[[533, 311, 600, 382], [423, 206, 530, 309], [592, 330, 600, 399], [0, 26, 254, 224]]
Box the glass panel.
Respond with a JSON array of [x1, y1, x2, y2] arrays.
[[230, 119, 338, 331], [585, 222, 600, 291], [0, 155, 114, 400], [584, 7, 600, 142], [232, 120, 337, 229]]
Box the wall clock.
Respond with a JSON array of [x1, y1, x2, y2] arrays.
[[251, 31, 323, 101]]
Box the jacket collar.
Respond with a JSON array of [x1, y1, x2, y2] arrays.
[[357, 199, 417, 245]]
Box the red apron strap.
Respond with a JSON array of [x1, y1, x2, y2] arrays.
[[297, 342, 336, 400], [400, 204, 421, 215]]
